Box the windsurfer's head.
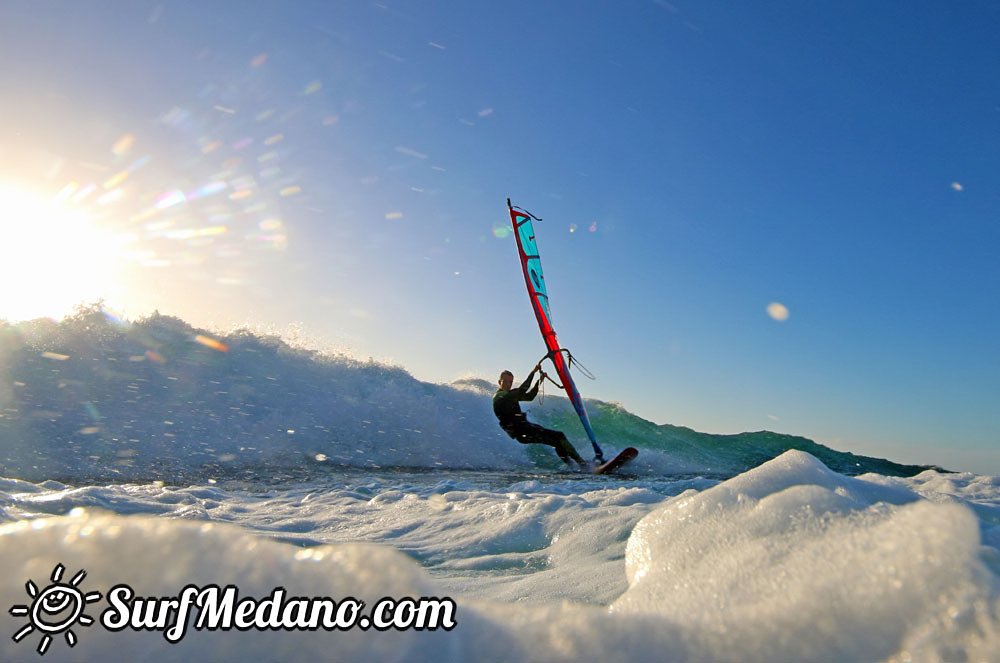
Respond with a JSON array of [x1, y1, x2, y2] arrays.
[[498, 370, 514, 390]]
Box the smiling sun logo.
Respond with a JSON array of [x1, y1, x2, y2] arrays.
[[9, 564, 102, 655]]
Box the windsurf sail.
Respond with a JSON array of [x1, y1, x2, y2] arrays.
[[506, 199, 604, 462]]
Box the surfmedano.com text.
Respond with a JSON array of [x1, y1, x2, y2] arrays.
[[101, 584, 457, 643]]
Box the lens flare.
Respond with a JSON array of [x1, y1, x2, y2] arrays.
[[767, 302, 790, 321], [111, 134, 134, 157], [194, 334, 228, 352]]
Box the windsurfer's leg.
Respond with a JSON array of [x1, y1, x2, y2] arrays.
[[512, 424, 587, 468], [543, 429, 586, 467], [510, 423, 544, 445], [550, 438, 571, 464], [556, 435, 586, 466]]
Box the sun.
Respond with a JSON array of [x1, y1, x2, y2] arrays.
[[9, 563, 102, 655], [0, 184, 129, 322]]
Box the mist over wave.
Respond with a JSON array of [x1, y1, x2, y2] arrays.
[[0, 306, 938, 483]]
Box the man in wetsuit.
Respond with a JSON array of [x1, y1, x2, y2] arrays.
[[493, 364, 587, 469]]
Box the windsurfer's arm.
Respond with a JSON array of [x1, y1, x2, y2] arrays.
[[515, 364, 539, 392], [519, 364, 541, 401]]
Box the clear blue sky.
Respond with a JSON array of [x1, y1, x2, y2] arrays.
[[1, 1, 997, 473]]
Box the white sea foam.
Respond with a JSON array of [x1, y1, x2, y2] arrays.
[[2, 450, 998, 662], [615, 450, 999, 661]]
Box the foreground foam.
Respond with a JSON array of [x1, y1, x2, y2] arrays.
[[2, 451, 998, 662], [614, 450, 1000, 661]]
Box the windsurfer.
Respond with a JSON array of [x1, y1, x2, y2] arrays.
[[493, 365, 587, 469]]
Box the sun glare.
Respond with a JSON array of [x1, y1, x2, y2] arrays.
[[0, 185, 127, 322]]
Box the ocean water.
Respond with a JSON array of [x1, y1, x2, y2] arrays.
[[1, 310, 998, 662]]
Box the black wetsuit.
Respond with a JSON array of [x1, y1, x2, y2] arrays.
[[493, 373, 584, 466]]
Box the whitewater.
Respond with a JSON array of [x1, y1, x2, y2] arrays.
[[1, 309, 998, 662]]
